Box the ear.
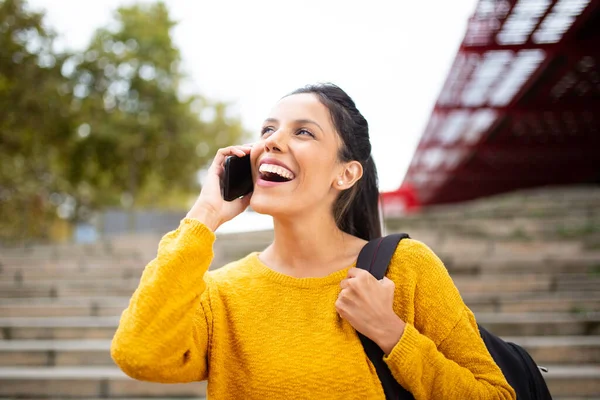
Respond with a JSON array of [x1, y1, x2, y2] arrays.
[[334, 161, 363, 190]]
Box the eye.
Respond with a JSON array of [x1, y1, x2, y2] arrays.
[[296, 129, 315, 138], [260, 126, 274, 137]]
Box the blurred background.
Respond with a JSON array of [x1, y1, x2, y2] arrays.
[[1, 0, 599, 398]]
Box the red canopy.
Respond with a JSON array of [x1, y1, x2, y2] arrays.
[[400, 0, 600, 206]]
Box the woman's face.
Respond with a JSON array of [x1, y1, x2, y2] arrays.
[[249, 93, 348, 218]]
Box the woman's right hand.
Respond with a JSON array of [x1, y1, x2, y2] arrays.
[[186, 144, 254, 231]]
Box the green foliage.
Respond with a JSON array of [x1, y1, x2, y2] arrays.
[[65, 1, 246, 207], [555, 221, 600, 239], [589, 264, 600, 276], [509, 227, 532, 241], [0, 0, 248, 243], [569, 305, 588, 315], [0, 0, 74, 242]]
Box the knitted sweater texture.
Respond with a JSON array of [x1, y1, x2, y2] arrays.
[[111, 218, 516, 399]]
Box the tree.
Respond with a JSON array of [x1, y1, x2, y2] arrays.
[[0, 0, 75, 243], [65, 1, 246, 212], [0, 0, 248, 243]]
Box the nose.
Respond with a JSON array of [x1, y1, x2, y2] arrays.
[[264, 129, 288, 153]]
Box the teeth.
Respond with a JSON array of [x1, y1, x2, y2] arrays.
[[259, 163, 294, 180]]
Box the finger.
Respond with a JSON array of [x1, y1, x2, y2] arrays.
[[236, 143, 254, 151], [348, 268, 375, 283], [236, 191, 253, 209], [211, 147, 234, 168], [334, 298, 343, 311], [338, 288, 356, 304], [380, 276, 395, 289], [335, 298, 349, 316], [347, 267, 365, 278], [216, 145, 250, 158], [211, 146, 249, 172], [340, 278, 350, 289], [229, 146, 248, 158]]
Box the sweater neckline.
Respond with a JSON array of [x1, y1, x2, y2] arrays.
[[248, 252, 357, 288]]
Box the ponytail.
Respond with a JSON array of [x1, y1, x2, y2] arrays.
[[333, 156, 382, 241]]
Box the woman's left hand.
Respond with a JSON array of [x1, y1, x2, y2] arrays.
[[336, 268, 406, 355]]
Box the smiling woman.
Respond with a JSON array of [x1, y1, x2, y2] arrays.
[[111, 83, 516, 400], [249, 87, 380, 245]]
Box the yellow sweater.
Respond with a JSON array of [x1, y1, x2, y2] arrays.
[[111, 218, 516, 400]]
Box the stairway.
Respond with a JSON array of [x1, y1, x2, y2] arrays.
[[385, 186, 600, 398], [0, 186, 599, 399]]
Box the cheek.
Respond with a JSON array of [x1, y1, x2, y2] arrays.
[[297, 159, 336, 191]]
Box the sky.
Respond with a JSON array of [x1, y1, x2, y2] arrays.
[[27, 0, 479, 192]]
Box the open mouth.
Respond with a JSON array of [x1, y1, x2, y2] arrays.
[[260, 172, 292, 183], [258, 163, 295, 183]]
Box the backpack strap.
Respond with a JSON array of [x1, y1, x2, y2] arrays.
[[356, 233, 413, 400], [357, 233, 410, 279]]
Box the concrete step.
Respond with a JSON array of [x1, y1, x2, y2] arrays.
[[488, 243, 599, 264], [0, 259, 142, 271], [0, 340, 112, 366], [0, 256, 241, 284], [0, 252, 141, 267], [462, 290, 599, 303], [446, 257, 600, 276], [0, 280, 141, 298], [455, 274, 553, 294], [0, 265, 144, 283], [553, 398, 600, 400], [0, 296, 130, 305], [0, 298, 128, 318], [438, 236, 583, 259], [506, 336, 600, 365], [388, 216, 600, 241], [0, 366, 206, 398], [454, 273, 600, 294], [0, 317, 118, 340], [545, 365, 600, 398], [467, 293, 600, 313], [445, 218, 599, 241], [477, 312, 600, 336], [2, 335, 598, 367], [557, 274, 600, 291]]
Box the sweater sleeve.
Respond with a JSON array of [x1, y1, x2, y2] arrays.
[[383, 240, 516, 400], [111, 217, 216, 383]]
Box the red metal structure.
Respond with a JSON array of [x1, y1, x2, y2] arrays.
[[394, 0, 600, 207]]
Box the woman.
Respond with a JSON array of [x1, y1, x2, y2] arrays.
[[111, 83, 516, 399]]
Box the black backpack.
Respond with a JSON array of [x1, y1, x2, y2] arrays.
[[356, 233, 552, 400]]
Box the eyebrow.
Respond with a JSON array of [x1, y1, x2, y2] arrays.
[[263, 118, 324, 133]]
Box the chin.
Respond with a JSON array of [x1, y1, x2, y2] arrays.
[[250, 191, 294, 217], [249, 193, 276, 216]]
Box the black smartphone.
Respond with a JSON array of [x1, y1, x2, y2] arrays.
[[221, 154, 253, 201]]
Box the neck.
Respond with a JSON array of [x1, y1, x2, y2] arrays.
[[264, 207, 361, 276]]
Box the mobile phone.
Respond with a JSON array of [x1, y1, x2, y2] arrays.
[[221, 154, 253, 201]]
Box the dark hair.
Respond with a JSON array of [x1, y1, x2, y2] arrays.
[[288, 83, 382, 241]]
